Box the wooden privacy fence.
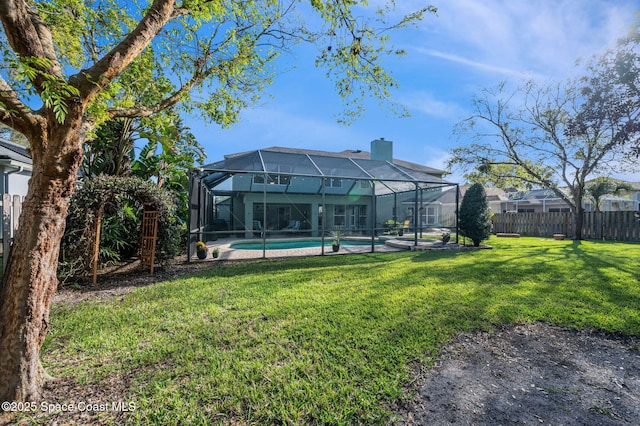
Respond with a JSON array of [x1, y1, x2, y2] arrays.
[[492, 211, 640, 241]]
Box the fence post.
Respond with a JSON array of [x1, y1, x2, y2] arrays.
[[3, 194, 11, 271]]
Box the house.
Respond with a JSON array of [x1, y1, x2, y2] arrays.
[[192, 139, 457, 239], [443, 181, 640, 216], [501, 189, 572, 213], [438, 185, 510, 227], [582, 181, 640, 212], [0, 138, 31, 270], [503, 182, 640, 213], [0, 138, 32, 197]]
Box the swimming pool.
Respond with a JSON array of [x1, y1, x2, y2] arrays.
[[230, 239, 382, 250]]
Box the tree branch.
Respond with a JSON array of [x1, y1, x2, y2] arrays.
[[72, 0, 177, 103], [0, 0, 64, 90], [0, 74, 37, 136]]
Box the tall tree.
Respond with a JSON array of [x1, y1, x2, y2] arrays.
[[449, 79, 630, 240], [0, 0, 436, 402]]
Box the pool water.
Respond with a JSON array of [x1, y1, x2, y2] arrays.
[[230, 239, 381, 250]]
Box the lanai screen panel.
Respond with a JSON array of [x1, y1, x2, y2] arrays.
[[352, 158, 409, 182], [193, 150, 459, 252], [308, 155, 371, 179], [260, 151, 321, 177], [391, 163, 450, 185], [199, 150, 457, 198], [207, 151, 263, 173]]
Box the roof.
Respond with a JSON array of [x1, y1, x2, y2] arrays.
[[224, 146, 446, 177], [439, 184, 509, 204], [201, 147, 455, 196], [0, 138, 31, 166]]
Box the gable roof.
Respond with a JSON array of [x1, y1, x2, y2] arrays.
[[439, 184, 508, 204], [0, 138, 31, 166]]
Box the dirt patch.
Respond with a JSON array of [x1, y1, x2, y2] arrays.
[[53, 255, 227, 305], [391, 322, 640, 425]]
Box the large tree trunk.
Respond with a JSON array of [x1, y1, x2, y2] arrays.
[[0, 120, 84, 402], [573, 193, 584, 240]]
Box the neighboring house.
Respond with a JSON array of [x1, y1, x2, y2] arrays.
[[502, 189, 572, 213], [504, 182, 640, 213], [195, 139, 455, 238], [632, 182, 640, 212], [582, 181, 640, 212], [446, 181, 640, 216], [0, 138, 32, 197], [0, 138, 31, 268], [439, 185, 510, 227]]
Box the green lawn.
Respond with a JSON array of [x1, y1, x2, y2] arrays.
[[42, 237, 640, 424]]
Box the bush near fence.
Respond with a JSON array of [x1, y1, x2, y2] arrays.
[[492, 211, 640, 241]]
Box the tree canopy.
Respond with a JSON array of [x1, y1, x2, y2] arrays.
[[1, 0, 436, 131], [571, 22, 640, 158]]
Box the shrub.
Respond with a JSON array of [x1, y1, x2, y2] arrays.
[[59, 175, 180, 282], [459, 183, 492, 247]]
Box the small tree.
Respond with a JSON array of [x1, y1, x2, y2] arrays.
[[585, 177, 632, 212], [459, 183, 492, 247]]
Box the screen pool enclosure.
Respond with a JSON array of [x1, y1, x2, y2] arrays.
[[188, 148, 459, 259]]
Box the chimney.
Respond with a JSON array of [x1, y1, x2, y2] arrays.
[[370, 138, 393, 162]]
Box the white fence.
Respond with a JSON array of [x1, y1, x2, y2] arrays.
[[1, 194, 23, 270]]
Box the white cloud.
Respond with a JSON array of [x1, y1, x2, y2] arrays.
[[416, 48, 542, 80], [400, 89, 467, 119], [405, 0, 638, 80]]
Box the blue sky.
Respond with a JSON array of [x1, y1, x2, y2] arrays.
[[187, 0, 640, 183]]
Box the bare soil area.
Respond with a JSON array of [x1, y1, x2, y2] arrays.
[[392, 322, 640, 425]]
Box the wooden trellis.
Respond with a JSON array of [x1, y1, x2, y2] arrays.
[[140, 209, 159, 274]]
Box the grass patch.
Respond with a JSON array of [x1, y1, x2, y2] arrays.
[[43, 237, 640, 424]]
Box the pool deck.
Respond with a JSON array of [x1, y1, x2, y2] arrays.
[[192, 235, 465, 262], [195, 237, 401, 262]]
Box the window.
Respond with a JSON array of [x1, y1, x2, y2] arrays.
[[334, 205, 346, 226], [326, 178, 342, 188], [269, 174, 290, 185], [253, 165, 291, 185], [419, 206, 438, 226], [349, 205, 367, 229]]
